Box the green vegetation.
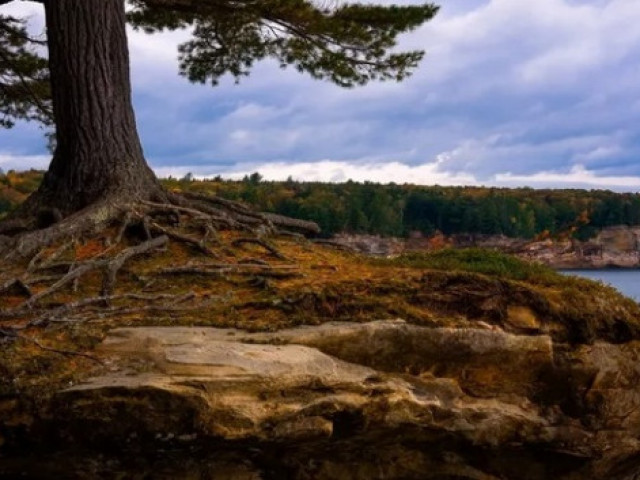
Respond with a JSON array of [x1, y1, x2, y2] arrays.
[[371, 248, 561, 284], [0, 14, 51, 130], [167, 175, 640, 240], [2, 170, 640, 240]]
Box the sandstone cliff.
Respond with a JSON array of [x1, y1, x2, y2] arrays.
[[5, 315, 640, 479], [2, 233, 640, 479], [333, 225, 640, 268]]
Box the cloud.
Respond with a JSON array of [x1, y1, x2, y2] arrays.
[[495, 164, 640, 191], [153, 158, 640, 192], [1, 1, 45, 31], [154, 158, 476, 184], [2, 0, 640, 190], [0, 153, 50, 171]]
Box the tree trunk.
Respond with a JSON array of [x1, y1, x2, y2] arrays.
[[22, 0, 161, 219]]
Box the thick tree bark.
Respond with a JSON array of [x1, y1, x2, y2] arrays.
[[21, 0, 162, 219]]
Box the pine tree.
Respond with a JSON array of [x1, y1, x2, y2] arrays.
[[0, 13, 51, 129], [0, 0, 438, 257]]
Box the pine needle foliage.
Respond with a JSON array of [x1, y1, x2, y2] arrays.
[[128, 0, 439, 87], [1, 0, 438, 132], [0, 14, 51, 129]]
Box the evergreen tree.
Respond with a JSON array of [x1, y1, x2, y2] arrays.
[[0, 0, 438, 252], [0, 13, 51, 129]]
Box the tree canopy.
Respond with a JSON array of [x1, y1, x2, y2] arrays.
[[5, 170, 640, 241], [0, 0, 439, 259], [164, 176, 640, 240], [1, 0, 438, 132], [0, 12, 51, 129]]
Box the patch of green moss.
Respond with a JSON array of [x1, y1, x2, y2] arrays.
[[372, 248, 563, 284]]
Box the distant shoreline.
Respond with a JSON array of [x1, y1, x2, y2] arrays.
[[557, 267, 640, 271]]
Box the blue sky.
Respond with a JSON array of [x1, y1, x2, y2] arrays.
[[2, 0, 640, 191]]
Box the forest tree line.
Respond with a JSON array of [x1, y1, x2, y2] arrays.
[[168, 173, 640, 240], [2, 169, 640, 240]]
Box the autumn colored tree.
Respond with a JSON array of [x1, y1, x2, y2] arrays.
[[0, 0, 438, 257]]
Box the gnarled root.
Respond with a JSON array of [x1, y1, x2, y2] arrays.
[[0, 190, 320, 343]]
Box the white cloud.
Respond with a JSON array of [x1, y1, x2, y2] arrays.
[[153, 158, 640, 192], [495, 164, 640, 190], [224, 103, 290, 122], [3, 0, 640, 188], [428, 131, 632, 178], [0, 153, 50, 171], [1, 1, 44, 31], [2, 148, 637, 192], [223, 160, 478, 184], [154, 158, 477, 185], [128, 27, 189, 89]]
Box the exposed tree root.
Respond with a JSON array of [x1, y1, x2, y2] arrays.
[[23, 262, 100, 309], [17, 236, 167, 310], [83, 295, 221, 320], [0, 190, 317, 263], [2, 201, 122, 262], [20, 292, 200, 330], [0, 191, 320, 349], [148, 222, 217, 257], [101, 235, 169, 296], [231, 238, 288, 260], [156, 264, 303, 279], [25, 336, 105, 365], [33, 241, 75, 271], [113, 211, 134, 245], [177, 192, 320, 235]]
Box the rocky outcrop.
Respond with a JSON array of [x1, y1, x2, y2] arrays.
[[333, 226, 640, 268], [6, 320, 640, 479], [512, 226, 640, 268], [332, 234, 405, 256]]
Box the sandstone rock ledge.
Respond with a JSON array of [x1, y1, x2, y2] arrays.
[[332, 226, 640, 269], [6, 320, 640, 479]]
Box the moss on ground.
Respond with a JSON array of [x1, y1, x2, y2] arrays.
[[1, 232, 639, 436]]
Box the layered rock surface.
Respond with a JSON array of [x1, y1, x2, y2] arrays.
[[7, 320, 640, 479], [334, 226, 640, 268]]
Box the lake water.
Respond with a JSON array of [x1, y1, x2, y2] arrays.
[[560, 269, 640, 301]]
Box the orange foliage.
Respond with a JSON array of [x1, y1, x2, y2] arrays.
[[535, 229, 551, 241], [75, 239, 107, 260], [578, 210, 590, 225], [427, 231, 449, 250]]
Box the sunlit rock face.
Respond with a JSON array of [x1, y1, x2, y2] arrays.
[[334, 226, 640, 269], [6, 320, 638, 479]]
